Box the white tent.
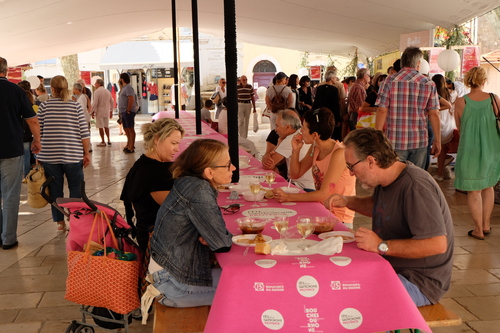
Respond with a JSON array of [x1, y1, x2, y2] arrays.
[[1, 0, 500, 66]]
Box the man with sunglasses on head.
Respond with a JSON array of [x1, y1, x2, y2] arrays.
[[325, 128, 454, 308]]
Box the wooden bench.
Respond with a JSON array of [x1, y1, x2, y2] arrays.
[[153, 301, 210, 333], [417, 302, 462, 328]]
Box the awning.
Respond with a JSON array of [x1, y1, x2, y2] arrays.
[[99, 40, 194, 70]]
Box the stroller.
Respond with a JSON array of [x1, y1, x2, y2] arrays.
[[41, 179, 143, 333]]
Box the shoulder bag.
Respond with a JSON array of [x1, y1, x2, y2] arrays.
[[489, 93, 500, 135]]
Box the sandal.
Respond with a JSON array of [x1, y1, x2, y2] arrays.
[[484, 228, 492, 235], [96, 142, 107, 147], [57, 222, 67, 231], [468, 230, 484, 240]]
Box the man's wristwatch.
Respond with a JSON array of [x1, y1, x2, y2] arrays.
[[377, 241, 389, 255]]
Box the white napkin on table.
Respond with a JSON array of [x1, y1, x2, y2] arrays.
[[308, 236, 343, 255]]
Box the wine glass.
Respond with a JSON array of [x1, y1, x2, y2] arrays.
[[249, 180, 261, 207], [265, 172, 276, 190], [296, 215, 314, 250], [274, 216, 289, 245]]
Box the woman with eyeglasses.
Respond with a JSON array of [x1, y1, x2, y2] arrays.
[[145, 139, 234, 308], [273, 107, 356, 227]]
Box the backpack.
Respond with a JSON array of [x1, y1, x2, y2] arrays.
[[270, 86, 288, 113]]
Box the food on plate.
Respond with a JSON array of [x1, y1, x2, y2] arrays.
[[217, 185, 231, 190], [255, 242, 271, 255], [235, 233, 267, 245]]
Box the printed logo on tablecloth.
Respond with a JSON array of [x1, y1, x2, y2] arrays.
[[329, 256, 352, 267], [254, 282, 285, 292], [262, 309, 285, 330], [297, 275, 319, 297], [330, 281, 361, 290], [242, 207, 297, 217], [303, 307, 324, 332], [255, 259, 277, 268], [292, 257, 314, 268], [339, 308, 363, 330]]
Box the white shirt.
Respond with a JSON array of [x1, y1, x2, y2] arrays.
[[275, 130, 315, 190]]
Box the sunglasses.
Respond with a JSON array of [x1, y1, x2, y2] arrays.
[[220, 204, 241, 214]]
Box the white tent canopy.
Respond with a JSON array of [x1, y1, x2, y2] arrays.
[[1, 0, 500, 66]]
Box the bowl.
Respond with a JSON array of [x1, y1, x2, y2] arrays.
[[235, 217, 269, 234], [280, 186, 301, 194], [312, 216, 341, 234], [239, 156, 251, 169], [242, 190, 265, 202]]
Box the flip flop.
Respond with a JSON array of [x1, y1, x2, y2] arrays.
[[468, 230, 485, 240], [96, 142, 106, 147], [484, 228, 492, 235]]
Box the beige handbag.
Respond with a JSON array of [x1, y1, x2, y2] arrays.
[[26, 165, 49, 208]]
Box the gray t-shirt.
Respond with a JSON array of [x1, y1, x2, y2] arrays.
[[372, 163, 454, 304], [118, 84, 136, 112]]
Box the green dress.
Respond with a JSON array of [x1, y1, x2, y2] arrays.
[[454, 95, 500, 191]]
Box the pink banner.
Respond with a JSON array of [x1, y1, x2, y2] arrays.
[[462, 46, 480, 74]]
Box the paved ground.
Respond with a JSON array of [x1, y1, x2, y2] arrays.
[[0, 114, 499, 332]]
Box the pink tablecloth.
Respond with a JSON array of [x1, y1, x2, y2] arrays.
[[205, 192, 431, 333]]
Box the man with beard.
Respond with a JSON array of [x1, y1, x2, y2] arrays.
[[324, 128, 454, 307]]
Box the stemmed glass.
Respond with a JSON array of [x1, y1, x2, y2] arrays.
[[274, 216, 289, 246], [249, 180, 261, 207], [265, 172, 276, 190], [296, 215, 314, 250]]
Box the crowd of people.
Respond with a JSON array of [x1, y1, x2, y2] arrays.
[[1, 45, 499, 316]]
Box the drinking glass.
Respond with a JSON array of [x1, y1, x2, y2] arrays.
[[274, 216, 289, 245], [296, 215, 314, 250], [264, 172, 276, 189], [249, 180, 261, 207]]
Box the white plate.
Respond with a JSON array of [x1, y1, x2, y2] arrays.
[[217, 184, 233, 192], [318, 231, 355, 243], [232, 234, 272, 247]]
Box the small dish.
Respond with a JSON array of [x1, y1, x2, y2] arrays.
[[235, 217, 269, 234], [241, 191, 265, 202], [232, 234, 272, 247], [280, 186, 300, 194], [318, 231, 355, 243]]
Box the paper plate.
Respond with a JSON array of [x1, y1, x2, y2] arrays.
[[318, 231, 355, 243], [232, 234, 272, 247]]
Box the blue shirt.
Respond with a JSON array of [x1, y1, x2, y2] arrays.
[[151, 176, 233, 286]]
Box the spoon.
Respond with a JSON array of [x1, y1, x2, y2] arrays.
[[243, 246, 250, 256]]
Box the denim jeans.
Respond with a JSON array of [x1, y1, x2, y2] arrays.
[[395, 147, 427, 169], [398, 274, 431, 307], [151, 268, 222, 308], [41, 162, 84, 222], [23, 142, 32, 177], [424, 119, 434, 171], [0, 156, 23, 245]]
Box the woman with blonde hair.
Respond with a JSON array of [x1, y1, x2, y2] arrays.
[[454, 66, 500, 240], [37, 75, 91, 231], [145, 139, 233, 309], [120, 118, 185, 252]]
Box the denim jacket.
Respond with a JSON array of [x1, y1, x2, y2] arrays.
[[150, 176, 233, 286]]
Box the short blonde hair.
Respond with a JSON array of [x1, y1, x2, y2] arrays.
[[141, 118, 185, 152], [464, 67, 487, 88], [50, 75, 70, 101]]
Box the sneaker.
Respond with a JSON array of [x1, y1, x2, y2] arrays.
[[433, 174, 444, 182]]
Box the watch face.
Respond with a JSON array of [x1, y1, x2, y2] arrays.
[[378, 242, 388, 252]]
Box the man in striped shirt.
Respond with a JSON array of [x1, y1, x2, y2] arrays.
[[375, 46, 441, 169], [237, 75, 256, 139]]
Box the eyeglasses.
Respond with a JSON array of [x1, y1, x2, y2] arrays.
[[211, 160, 232, 171], [346, 159, 364, 172], [220, 204, 240, 214]]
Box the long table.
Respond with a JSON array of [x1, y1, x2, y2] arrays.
[[161, 111, 431, 332]]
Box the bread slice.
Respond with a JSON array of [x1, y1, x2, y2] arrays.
[[255, 242, 271, 255]]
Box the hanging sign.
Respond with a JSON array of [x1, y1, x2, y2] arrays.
[[462, 46, 480, 74]]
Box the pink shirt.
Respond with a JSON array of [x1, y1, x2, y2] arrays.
[[312, 142, 356, 223]]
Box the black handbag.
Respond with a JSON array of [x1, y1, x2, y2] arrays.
[[489, 93, 500, 134]]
